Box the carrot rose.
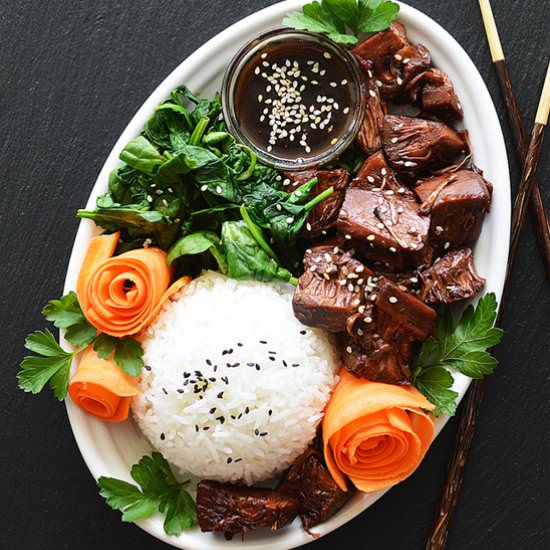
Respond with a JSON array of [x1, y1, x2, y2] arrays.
[[322, 370, 435, 493], [68, 347, 139, 422], [76, 232, 190, 337]]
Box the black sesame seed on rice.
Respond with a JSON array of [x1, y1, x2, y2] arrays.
[[209, 407, 216, 414], [227, 457, 233, 464], [160, 432, 165, 440], [144, 365, 152, 371]]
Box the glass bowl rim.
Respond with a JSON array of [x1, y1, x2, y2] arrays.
[[221, 26, 366, 171]]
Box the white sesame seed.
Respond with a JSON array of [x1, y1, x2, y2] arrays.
[[396, 77, 403, 85], [283, 178, 290, 186], [376, 79, 383, 87], [216, 186, 222, 194], [147, 195, 153, 202], [435, 225, 444, 235], [394, 54, 402, 61], [345, 234, 352, 240], [404, 161, 417, 167], [365, 316, 373, 323], [341, 79, 348, 85], [398, 187, 406, 193], [391, 137, 398, 143], [306, 222, 312, 231], [330, 138, 338, 145], [444, 241, 451, 249], [200, 185, 208, 192], [343, 107, 350, 114], [389, 296, 398, 303], [286, 217, 294, 224], [261, 52, 267, 59], [254, 66, 260, 75], [381, 168, 387, 175], [323, 52, 331, 59], [346, 346, 352, 354], [257, 94, 263, 102], [369, 89, 376, 98], [389, 246, 397, 253], [376, 223, 384, 229]]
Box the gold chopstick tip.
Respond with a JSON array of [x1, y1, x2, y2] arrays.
[[478, 0, 504, 62], [535, 61, 550, 126]]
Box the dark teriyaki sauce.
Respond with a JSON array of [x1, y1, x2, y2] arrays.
[[235, 42, 355, 162]]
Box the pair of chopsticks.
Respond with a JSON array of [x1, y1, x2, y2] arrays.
[[426, 1, 550, 549]]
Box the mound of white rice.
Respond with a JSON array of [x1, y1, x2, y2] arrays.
[[132, 271, 338, 485]]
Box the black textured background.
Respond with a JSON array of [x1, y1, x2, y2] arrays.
[[1, 1, 549, 548]]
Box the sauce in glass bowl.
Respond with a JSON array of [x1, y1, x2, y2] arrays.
[[222, 29, 365, 170]]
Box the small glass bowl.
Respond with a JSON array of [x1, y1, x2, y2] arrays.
[[221, 28, 366, 171]]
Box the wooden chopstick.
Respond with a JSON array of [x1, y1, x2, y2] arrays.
[[479, 0, 550, 280], [426, 60, 550, 550]]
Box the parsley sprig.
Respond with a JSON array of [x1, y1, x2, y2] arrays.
[[283, 0, 399, 45], [413, 293, 503, 416], [98, 452, 198, 536], [18, 291, 145, 400]]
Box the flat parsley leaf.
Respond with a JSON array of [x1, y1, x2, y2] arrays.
[[17, 330, 76, 400], [283, 0, 399, 44], [414, 366, 458, 417], [42, 291, 96, 347], [97, 452, 197, 536], [414, 293, 503, 416], [93, 334, 144, 377]]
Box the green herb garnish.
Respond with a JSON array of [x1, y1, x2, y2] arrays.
[[18, 293, 145, 399], [413, 293, 504, 416], [283, 0, 399, 45], [42, 291, 97, 347], [98, 452, 198, 536], [18, 330, 81, 400], [92, 334, 145, 377]]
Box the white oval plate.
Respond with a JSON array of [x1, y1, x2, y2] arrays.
[[63, 1, 510, 548]]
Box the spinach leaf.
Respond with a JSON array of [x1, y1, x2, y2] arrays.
[[119, 136, 166, 176], [108, 164, 149, 206], [78, 206, 172, 236], [145, 103, 191, 151], [221, 221, 297, 285], [166, 230, 227, 273]]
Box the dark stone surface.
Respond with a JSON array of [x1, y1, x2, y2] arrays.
[[1, 1, 548, 548]]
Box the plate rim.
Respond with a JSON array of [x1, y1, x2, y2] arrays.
[[61, 1, 510, 549]]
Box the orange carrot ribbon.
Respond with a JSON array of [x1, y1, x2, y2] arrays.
[[68, 347, 139, 422], [322, 369, 435, 493], [76, 232, 190, 337]]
